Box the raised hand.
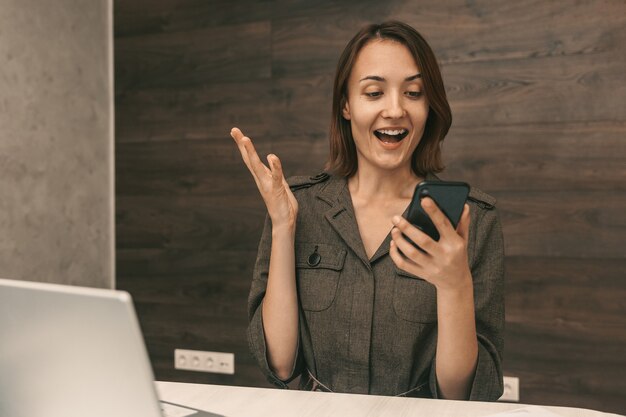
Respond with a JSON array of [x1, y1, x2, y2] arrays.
[[230, 127, 298, 231]]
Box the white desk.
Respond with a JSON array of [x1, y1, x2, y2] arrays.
[[155, 381, 623, 417]]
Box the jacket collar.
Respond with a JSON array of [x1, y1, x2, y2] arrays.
[[317, 175, 371, 267], [315, 173, 439, 267]]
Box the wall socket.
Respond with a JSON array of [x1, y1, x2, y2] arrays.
[[174, 349, 235, 375], [499, 376, 520, 402]]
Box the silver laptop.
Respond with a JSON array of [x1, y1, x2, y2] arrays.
[[0, 278, 221, 417]]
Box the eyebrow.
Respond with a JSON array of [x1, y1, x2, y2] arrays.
[[359, 73, 422, 82]]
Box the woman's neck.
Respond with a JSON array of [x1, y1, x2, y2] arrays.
[[348, 164, 422, 202]]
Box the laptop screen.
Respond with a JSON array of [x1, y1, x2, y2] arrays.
[[0, 278, 163, 417]]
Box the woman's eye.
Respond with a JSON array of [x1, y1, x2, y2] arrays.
[[365, 91, 382, 98], [406, 91, 423, 98]]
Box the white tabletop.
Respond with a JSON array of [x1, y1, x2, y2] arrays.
[[155, 381, 623, 417]]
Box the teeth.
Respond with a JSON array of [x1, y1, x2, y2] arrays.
[[377, 129, 407, 136]]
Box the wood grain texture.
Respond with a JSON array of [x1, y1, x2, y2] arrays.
[[115, 21, 271, 91], [116, 139, 267, 196], [442, 122, 626, 192], [115, 0, 626, 413], [271, 0, 626, 75], [504, 256, 626, 413], [505, 320, 626, 413], [497, 191, 626, 258], [115, 0, 272, 38], [505, 257, 626, 325], [444, 50, 626, 127], [117, 195, 266, 251], [391, 0, 626, 65], [115, 79, 277, 143]]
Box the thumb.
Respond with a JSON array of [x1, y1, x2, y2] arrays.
[[267, 154, 284, 185]]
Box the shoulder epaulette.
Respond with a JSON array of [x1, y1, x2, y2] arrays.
[[287, 172, 330, 191], [468, 187, 497, 210]]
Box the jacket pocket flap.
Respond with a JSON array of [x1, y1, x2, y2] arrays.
[[296, 243, 347, 271]]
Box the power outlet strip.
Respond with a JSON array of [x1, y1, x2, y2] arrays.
[[174, 349, 235, 375]]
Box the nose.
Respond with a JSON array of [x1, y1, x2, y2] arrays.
[[382, 92, 406, 119]]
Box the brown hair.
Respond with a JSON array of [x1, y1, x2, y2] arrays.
[[326, 21, 451, 177]]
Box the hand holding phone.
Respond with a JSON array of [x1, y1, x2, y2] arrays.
[[404, 180, 470, 241]]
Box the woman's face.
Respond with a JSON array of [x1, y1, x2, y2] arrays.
[[343, 40, 429, 174]]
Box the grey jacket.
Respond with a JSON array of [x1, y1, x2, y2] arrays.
[[247, 172, 504, 400]]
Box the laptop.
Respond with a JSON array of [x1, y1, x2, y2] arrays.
[[0, 278, 221, 417]]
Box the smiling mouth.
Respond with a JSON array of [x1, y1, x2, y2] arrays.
[[374, 128, 409, 144]]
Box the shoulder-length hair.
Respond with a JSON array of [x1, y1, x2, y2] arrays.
[[326, 21, 451, 178]]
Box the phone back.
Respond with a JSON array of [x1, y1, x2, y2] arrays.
[[405, 181, 469, 241]]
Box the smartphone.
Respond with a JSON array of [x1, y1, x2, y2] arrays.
[[404, 180, 470, 241]]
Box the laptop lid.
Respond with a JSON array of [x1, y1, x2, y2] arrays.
[[0, 278, 163, 417]]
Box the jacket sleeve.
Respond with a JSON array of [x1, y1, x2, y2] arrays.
[[247, 214, 303, 388], [429, 205, 505, 401]]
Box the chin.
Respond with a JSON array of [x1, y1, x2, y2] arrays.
[[371, 156, 410, 172]]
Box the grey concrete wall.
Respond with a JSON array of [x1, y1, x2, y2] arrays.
[[0, 0, 114, 288]]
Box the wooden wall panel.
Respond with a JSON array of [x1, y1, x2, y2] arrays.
[[115, 21, 271, 90], [116, 140, 266, 196], [271, 1, 626, 72], [117, 195, 265, 251], [115, 0, 272, 38], [116, 80, 277, 143], [498, 191, 626, 258], [391, 0, 626, 64], [505, 257, 625, 324], [444, 51, 626, 127], [443, 122, 626, 192], [115, 0, 626, 413], [506, 321, 626, 411]]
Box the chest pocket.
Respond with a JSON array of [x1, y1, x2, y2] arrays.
[[393, 268, 438, 323], [295, 243, 346, 311]]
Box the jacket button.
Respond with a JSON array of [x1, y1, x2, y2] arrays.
[[307, 251, 321, 267], [307, 252, 322, 266]]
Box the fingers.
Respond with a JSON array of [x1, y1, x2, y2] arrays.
[[230, 127, 254, 170], [420, 197, 454, 238], [391, 227, 429, 265], [230, 127, 244, 141], [230, 128, 292, 208], [456, 203, 471, 241], [243, 138, 270, 181], [230, 127, 269, 181], [389, 240, 421, 276], [391, 215, 435, 254]]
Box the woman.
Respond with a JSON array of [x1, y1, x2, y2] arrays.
[[230, 21, 504, 401]]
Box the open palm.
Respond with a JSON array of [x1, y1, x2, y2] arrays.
[[230, 127, 298, 229]]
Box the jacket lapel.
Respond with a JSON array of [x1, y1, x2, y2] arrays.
[[317, 176, 371, 269]]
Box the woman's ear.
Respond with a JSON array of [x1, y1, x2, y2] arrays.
[[342, 99, 351, 120]]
